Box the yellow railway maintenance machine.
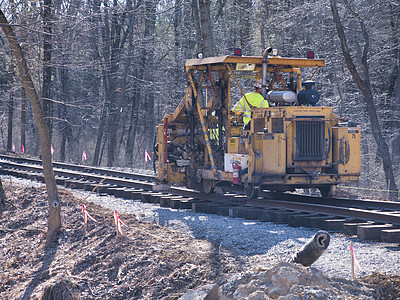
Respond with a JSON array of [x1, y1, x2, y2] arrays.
[[155, 49, 361, 198]]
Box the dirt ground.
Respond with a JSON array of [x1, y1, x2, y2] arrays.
[[1, 182, 400, 299], [1, 183, 243, 299]]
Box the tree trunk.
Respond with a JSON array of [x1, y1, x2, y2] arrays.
[[144, 0, 157, 153], [88, 0, 103, 166], [125, 94, 140, 166], [93, 95, 108, 166], [93, 56, 112, 167], [42, 0, 53, 141], [260, 2, 269, 51], [198, 0, 215, 57], [237, 0, 251, 54], [191, 0, 202, 53], [7, 93, 13, 152], [107, 0, 134, 167], [58, 59, 72, 163], [0, 179, 5, 209], [388, 2, 400, 173], [393, 66, 400, 172], [93, 0, 112, 166], [330, 0, 398, 199], [21, 89, 26, 153], [0, 8, 62, 238]]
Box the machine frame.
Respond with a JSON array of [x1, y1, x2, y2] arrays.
[[155, 50, 361, 198]]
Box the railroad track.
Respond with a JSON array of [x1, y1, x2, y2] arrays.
[[1, 153, 399, 243]]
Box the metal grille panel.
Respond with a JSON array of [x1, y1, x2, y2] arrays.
[[271, 118, 284, 133], [295, 120, 325, 160]]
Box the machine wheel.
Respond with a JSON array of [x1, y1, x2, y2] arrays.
[[319, 185, 335, 199], [245, 183, 259, 199], [202, 179, 215, 194]]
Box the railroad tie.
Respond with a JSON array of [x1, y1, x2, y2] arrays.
[[381, 229, 400, 243], [342, 221, 374, 236], [357, 224, 394, 241]]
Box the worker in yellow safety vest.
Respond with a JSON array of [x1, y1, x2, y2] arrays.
[[232, 79, 269, 125]]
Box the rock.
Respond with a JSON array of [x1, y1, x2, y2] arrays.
[[267, 263, 330, 297], [228, 262, 333, 299], [178, 283, 224, 300], [288, 285, 329, 300], [40, 277, 80, 300], [40, 269, 51, 280], [247, 290, 268, 300], [106, 255, 123, 281], [232, 280, 259, 299]]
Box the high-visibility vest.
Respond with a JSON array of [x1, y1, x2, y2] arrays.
[[232, 92, 269, 124]]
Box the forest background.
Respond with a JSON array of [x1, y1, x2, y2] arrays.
[[0, 0, 399, 199]]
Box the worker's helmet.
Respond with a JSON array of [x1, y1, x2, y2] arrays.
[[252, 79, 262, 89]]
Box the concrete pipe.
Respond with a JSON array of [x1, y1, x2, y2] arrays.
[[291, 230, 330, 267]]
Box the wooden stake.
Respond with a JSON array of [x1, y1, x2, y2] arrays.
[[350, 241, 355, 279], [114, 210, 119, 237]]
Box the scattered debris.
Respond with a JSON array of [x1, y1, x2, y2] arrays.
[[291, 230, 330, 266]]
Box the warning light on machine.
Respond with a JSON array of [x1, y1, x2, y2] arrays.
[[233, 48, 242, 56], [307, 51, 315, 59]]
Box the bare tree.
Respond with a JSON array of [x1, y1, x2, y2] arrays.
[[330, 0, 398, 199], [0, 8, 62, 238], [143, 0, 157, 153], [0, 179, 5, 209], [6, 93, 13, 151], [21, 89, 27, 152], [42, 0, 53, 140], [237, 0, 251, 54], [199, 0, 215, 57], [107, 0, 135, 167]]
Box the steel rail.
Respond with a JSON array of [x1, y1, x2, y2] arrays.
[[260, 190, 400, 211], [1, 154, 400, 226], [246, 198, 400, 226], [0, 154, 155, 182], [169, 187, 400, 225], [0, 159, 155, 190]]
